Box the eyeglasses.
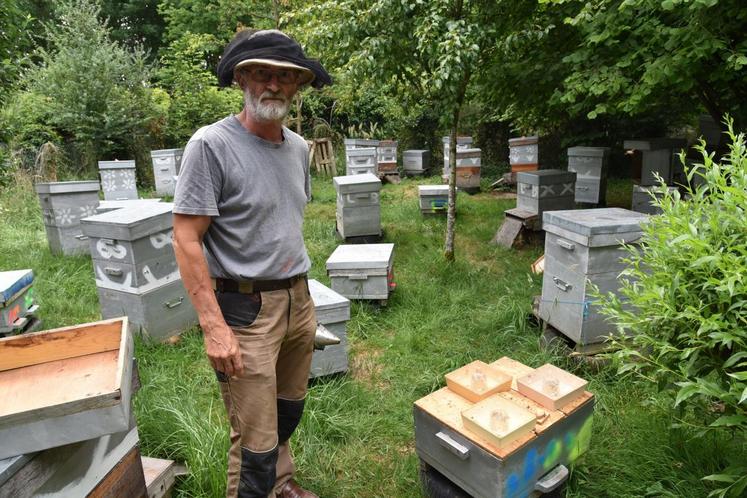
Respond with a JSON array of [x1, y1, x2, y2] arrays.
[[242, 66, 301, 85]]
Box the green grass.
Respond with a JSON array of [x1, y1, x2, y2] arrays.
[[0, 170, 740, 497]]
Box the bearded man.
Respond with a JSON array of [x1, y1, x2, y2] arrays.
[[172, 29, 332, 498]]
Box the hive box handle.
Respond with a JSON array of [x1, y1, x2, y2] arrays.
[[435, 431, 469, 460]]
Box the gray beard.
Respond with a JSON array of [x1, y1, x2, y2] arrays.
[[244, 90, 290, 123]]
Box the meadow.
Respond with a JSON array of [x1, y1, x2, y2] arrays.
[[0, 170, 738, 497]]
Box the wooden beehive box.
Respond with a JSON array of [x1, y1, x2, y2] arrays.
[[516, 169, 576, 217], [308, 279, 351, 378], [98, 160, 138, 201], [0, 269, 36, 335], [0, 317, 134, 460], [444, 360, 511, 402], [567, 146, 610, 204], [34, 181, 101, 256], [516, 363, 588, 410], [326, 243, 395, 301]]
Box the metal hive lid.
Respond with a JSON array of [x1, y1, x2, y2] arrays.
[[0, 269, 34, 305], [308, 279, 350, 311], [326, 243, 395, 270], [418, 185, 450, 195], [543, 208, 647, 237], [150, 148, 184, 157], [516, 169, 576, 185], [98, 160, 136, 170], [333, 174, 381, 189], [567, 146, 609, 157], [80, 202, 174, 240], [34, 181, 100, 194]]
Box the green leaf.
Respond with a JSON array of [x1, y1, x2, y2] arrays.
[[709, 414, 747, 428]]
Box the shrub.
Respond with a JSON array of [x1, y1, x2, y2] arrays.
[[598, 117, 747, 497]]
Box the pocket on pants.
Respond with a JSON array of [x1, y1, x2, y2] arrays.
[[216, 291, 263, 327]]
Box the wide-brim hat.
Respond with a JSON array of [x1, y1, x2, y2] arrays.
[[217, 30, 332, 89]]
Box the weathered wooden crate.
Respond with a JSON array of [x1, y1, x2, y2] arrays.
[[308, 279, 351, 378], [509, 136, 539, 172], [81, 203, 179, 293], [95, 198, 163, 214], [97, 279, 196, 341], [539, 208, 647, 345], [345, 147, 378, 176], [516, 170, 576, 217], [150, 148, 183, 196], [0, 317, 133, 460], [631, 185, 678, 215], [418, 185, 449, 215], [403, 150, 431, 175], [89, 443, 147, 497], [35, 181, 101, 255], [444, 148, 481, 192], [99, 160, 138, 201], [567, 147, 609, 204], [326, 243, 395, 301], [0, 421, 139, 497], [0, 269, 36, 335], [414, 359, 594, 498], [623, 138, 687, 185], [334, 174, 382, 239]]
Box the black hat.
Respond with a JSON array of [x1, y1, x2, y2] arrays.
[[217, 29, 332, 89]]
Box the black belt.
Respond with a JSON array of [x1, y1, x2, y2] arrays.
[[212, 274, 306, 294]]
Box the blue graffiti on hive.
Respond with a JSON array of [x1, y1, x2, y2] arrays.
[[504, 415, 593, 497]]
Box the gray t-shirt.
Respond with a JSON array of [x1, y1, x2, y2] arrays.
[[173, 115, 311, 280]]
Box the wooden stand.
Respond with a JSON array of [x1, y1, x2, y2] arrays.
[[309, 139, 336, 176], [491, 208, 543, 249]]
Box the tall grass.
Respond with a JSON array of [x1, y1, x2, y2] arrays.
[[0, 169, 739, 497]]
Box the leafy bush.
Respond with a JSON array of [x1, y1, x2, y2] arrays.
[[599, 118, 747, 497], [157, 32, 243, 145]]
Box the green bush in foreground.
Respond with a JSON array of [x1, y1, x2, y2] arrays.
[[598, 118, 747, 497]]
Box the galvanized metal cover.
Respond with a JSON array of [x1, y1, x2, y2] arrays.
[[346, 147, 377, 157], [418, 185, 450, 196], [96, 199, 162, 214], [308, 279, 350, 322], [567, 147, 609, 158], [0, 269, 33, 305], [150, 148, 183, 158], [98, 160, 136, 170], [333, 173, 381, 190], [516, 169, 576, 185], [81, 202, 174, 240], [34, 181, 100, 194], [509, 136, 539, 146], [543, 208, 647, 237], [326, 243, 394, 270]]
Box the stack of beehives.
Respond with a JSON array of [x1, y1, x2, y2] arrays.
[[150, 148, 184, 196], [377, 140, 398, 176], [566, 147, 610, 206], [81, 202, 197, 341], [333, 173, 382, 240], [623, 138, 686, 215]]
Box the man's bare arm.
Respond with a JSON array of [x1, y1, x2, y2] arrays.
[[173, 213, 243, 377]]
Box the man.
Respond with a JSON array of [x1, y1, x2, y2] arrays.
[[172, 29, 331, 498]]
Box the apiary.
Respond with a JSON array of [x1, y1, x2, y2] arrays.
[[403, 150, 431, 175], [414, 358, 594, 498], [418, 185, 450, 215], [326, 243, 395, 302], [631, 185, 678, 215], [308, 279, 351, 378], [623, 138, 687, 185], [150, 148, 184, 196], [538, 208, 647, 346], [35, 181, 101, 256], [516, 170, 576, 217], [509, 136, 539, 173], [0, 318, 134, 460], [0, 270, 37, 336], [345, 147, 378, 176], [99, 160, 138, 201], [567, 147, 609, 204], [333, 173, 382, 239], [377, 140, 398, 175], [81, 203, 197, 340]]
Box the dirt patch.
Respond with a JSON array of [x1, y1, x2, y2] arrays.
[[491, 191, 517, 200], [350, 344, 389, 389]]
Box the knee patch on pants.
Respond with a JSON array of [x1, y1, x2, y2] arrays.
[[238, 446, 278, 498], [277, 398, 305, 444]]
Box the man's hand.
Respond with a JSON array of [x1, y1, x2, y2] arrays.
[[204, 323, 244, 377]]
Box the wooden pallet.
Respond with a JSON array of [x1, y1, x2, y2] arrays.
[[309, 138, 336, 176]]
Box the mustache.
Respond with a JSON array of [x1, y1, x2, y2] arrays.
[[259, 91, 288, 104]]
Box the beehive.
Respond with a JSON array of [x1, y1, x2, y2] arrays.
[[333, 174, 382, 239], [623, 138, 687, 185], [418, 185, 449, 215], [403, 150, 431, 175], [98, 160, 138, 201], [631, 185, 678, 215], [308, 279, 351, 378], [326, 244, 395, 301], [345, 147, 377, 176], [567, 147, 610, 204], [509, 136, 539, 172], [35, 181, 101, 255], [150, 148, 183, 196], [516, 169, 576, 217]]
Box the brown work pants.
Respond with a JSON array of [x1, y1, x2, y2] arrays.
[[215, 277, 316, 498]]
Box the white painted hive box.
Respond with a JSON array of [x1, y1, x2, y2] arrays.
[[0, 317, 133, 460], [326, 243, 395, 300], [150, 148, 184, 196], [98, 160, 138, 201], [34, 181, 101, 255], [308, 279, 351, 378]]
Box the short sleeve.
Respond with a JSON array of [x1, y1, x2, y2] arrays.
[[303, 147, 311, 203], [173, 135, 222, 216]]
